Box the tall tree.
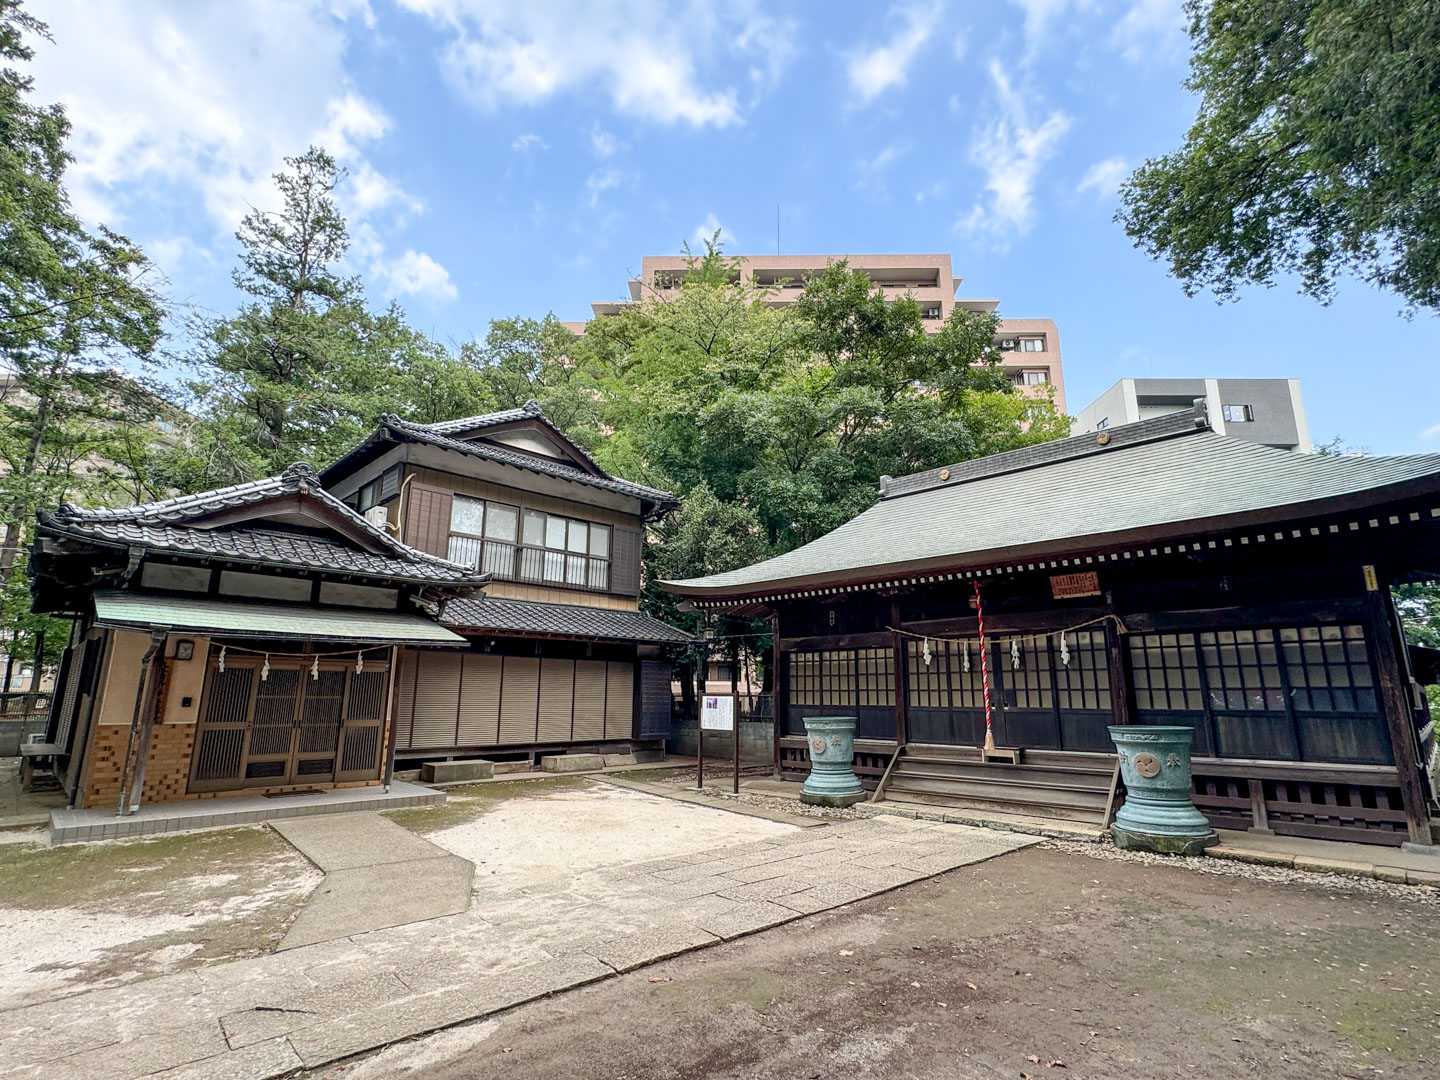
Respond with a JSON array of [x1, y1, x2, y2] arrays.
[[0, 1, 167, 670], [177, 148, 493, 487], [1118, 0, 1440, 311]]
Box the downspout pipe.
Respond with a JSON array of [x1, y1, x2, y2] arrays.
[[116, 629, 169, 817]]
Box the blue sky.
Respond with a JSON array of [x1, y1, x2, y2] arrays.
[[31, 0, 1440, 452]]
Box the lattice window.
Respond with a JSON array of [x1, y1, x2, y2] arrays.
[[856, 648, 894, 706], [788, 652, 821, 706], [1129, 632, 1204, 711], [944, 638, 985, 709], [1282, 625, 1378, 713], [1002, 636, 1052, 709], [906, 640, 945, 708], [1053, 630, 1111, 711], [820, 650, 858, 706], [1200, 629, 1286, 712]]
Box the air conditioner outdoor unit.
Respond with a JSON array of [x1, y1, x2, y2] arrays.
[[1000, 339, 1016, 350], [364, 505, 388, 529]]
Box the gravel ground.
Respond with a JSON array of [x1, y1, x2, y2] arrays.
[[1043, 834, 1440, 905]]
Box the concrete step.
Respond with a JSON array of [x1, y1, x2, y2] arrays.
[[881, 788, 1108, 826], [895, 758, 1114, 786]]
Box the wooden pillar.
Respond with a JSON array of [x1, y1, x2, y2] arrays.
[[1103, 589, 1132, 729], [771, 610, 785, 778], [381, 645, 402, 791], [1364, 570, 1432, 846], [890, 599, 908, 747]]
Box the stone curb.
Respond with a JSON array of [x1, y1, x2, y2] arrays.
[[1206, 845, 1440, 886], [861, 802, 1106, 843]]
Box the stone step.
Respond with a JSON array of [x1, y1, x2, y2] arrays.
[[539, 753, 607, 774], [421, 759, 495, 783]]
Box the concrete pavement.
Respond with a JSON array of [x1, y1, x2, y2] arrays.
[[0, 816, 1039, 1079]]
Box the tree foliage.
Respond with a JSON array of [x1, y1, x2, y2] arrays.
[[1118, 0, 1440, 311]]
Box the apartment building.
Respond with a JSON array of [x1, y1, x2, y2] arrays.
[[1075, 378, 1311, 452], [570, 254, 1066, 411]]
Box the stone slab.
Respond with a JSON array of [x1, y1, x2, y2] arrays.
[[271, 811, 447, 872], [150, 1036, 303, 1080], [1292, 855, 1379, 879], [422, 759, 495, 783], [602, 753, 638, 767], [493, 761, 531, 774], [540, 753, 606, 773], [280, 855, 475, 950]]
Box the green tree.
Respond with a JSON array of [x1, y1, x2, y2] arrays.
[[0, 2, 168, 673], [176, 148, 493, 487], [459, 315, 597, 439], [1118, 0, 1440, 311]]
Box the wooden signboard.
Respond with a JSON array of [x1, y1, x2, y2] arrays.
[[1050, 571, 1101, 599]]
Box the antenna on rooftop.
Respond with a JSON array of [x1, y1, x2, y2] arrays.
[[776, 203, 780, 255]]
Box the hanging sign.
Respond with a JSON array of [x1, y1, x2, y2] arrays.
[[700, 695, 735, 731], [1050, 571, 1101, 599]]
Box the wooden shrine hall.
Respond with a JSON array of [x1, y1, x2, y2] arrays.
[[664, 403, 1440, 848]]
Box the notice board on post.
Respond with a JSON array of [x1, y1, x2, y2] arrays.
[[700, 694, 735, 731]]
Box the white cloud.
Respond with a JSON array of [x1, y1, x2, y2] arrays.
[[845, 2, 941, 104], [1110, 0, 1188, 65], [690, 212, 737, 251], [955, 61, 1071, 246], [29, 1, 427, 301], [1421, 421, 1440, 441], [855, 141, 909, 199], [585, 169, 623, 208], [588, 125, 619, 158], [378, 250, 458, 302], [511, 133, 547, 152], [1008, 0, 1095, 54], [396, 0, 796, 128], [1076, 156, 1128, 199]]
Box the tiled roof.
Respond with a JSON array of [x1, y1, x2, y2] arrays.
[[443, 595, 693, 644], [663, 406, 1440, 598], [39, 462, 485, 586], [420, 399, 545, 437], [377, 415, 677, 507]]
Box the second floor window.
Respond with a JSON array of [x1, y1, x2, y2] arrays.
[[447, 495, 611, 592], [1017, 337, 1046, 352]]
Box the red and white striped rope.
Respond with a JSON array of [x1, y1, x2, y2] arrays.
[[973, 580, 994, 750]]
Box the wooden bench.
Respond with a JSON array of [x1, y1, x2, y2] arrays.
[[18, 741, 59, 793]]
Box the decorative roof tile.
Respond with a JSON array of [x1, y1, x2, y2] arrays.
[[663, 414, 1440, 599], [39, 462, 485, 586], [443, 595, 692, 644]]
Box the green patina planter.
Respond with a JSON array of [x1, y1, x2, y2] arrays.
[[800, 716, 866, 807], [1108, 725, 1219, 856]]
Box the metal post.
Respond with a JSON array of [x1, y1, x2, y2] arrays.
[[733, 692, 740, 794]]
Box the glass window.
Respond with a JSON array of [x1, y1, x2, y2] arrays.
[[567, 520, 588, 554], [857, 648, 895, 707], [1002, 636, 1052, 709], [1281, 624, 1377, 713], [1095, 417, 1109, 430], [906, 640, 946, 709], [1053, 630, 1110, 711], [1017, 337, 1045, 352], [589, 524, 610, 559], [485, 503, 518, 542], [451, 495, 485, 537], [1222, 404, 1254, 423], [545, 515, 566, 549], [945, 639, 985, 709], [1020, 370, 1048, 385], [1200, 628, 1285, 711], [1129, 632, 1204, 712], [522, 510, 545, 547]]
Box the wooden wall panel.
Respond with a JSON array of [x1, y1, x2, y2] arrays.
[[538, 658, 576, 743], [610, 526, 643, 596], [393, 649, 418, 749], [410, 652, 462, 748], [604, 661, 634, 739], [403, 484, 454, 558], [498, 657, 540, 744], [457, 653, 501, 745], [573, 660, 607, 740]]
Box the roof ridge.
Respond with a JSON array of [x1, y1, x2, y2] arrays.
[[879, 401, 1212, 501]]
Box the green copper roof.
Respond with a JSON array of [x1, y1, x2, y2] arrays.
[[661, 408, 1440, 600], [92, 591, 466, 645]]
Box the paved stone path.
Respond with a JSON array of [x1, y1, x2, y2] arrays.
[[270, 813, 475, 950], [0, 816, 1038, 1080]]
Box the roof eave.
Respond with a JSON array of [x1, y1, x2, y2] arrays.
[[661, 474, 1440, 603]]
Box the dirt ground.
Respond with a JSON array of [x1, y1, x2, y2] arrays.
[[387, 776, 797, 888], [0, 824, 319, 1009], [312, 843, 1440, 1080]]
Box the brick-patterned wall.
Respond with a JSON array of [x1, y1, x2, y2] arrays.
[[80, 722, 379, 808]]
